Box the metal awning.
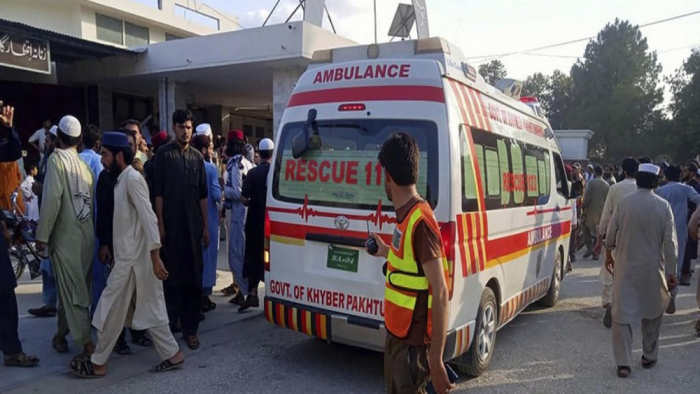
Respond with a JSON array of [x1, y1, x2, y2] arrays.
[[0, 18, 141, 64]]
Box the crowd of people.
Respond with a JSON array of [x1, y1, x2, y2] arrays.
[[567, 157, 700, 378], [0, 103, 273, 377]]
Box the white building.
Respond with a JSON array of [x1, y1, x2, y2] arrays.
[[0, 0, 354, 153]]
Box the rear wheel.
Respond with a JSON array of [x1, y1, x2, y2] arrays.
[[10, 246, 26, 280], [450, 287, 497, 377], [539, 249, 563, 307]]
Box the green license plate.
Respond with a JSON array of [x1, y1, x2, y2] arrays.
[[326, 245, 359, 273]]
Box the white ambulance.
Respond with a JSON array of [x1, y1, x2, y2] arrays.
[[264, 37, 581, 376]]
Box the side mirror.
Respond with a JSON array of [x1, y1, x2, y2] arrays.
[[569, 180, 583, 199], [291, 109, 318, 159]]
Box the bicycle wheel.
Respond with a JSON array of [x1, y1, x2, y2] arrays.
[[9, 246, 26, 280]]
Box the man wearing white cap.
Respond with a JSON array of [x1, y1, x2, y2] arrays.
[[35, 115, 96, 360], [195, 123, 212, 138], [238, 138, 273, 312], [605, 163, 678, 378]]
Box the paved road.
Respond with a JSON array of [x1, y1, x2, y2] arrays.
[[3, 253, 700, 394]]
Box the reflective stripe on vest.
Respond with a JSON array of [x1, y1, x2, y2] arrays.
[[385, 202, 448, 339]]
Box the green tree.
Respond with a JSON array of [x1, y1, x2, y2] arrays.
[[666, 48, 700, 161], [478, 60, 507, 85], [522, 71, 573, 129], [567, 19, 663, 162], [522, 72, 549, 99]]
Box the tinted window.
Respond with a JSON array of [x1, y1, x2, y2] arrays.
[[273, 119, 439, 211]]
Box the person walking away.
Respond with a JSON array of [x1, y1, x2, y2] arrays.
[[154, 109, 209, 350], [223, 130, 254, 305], [27, 125, 59, 319], [582, 166, 609, 260], [144, 131, 170, 209], [680, 162, 700, 286], [1, 210, 40, 367], [595, 157, 639, 329], [34, 115, 95, 360], [237, 138, 272, 312], [605, 163, 677, 378], [28, 118, 51, 163], [655, 164, 700, 313], [191, 134, 222, 312], [20, 162, 40, 221], [364, 133, 453, 394], [70, 132, 184, 378]]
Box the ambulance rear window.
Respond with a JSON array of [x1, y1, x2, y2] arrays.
[[272, 119, 439, 211]]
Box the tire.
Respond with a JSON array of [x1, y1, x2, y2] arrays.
[[539, 249, 563, 308], [449, 287, 498, 377], [10, 247, 26, 280]]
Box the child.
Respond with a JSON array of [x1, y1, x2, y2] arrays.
[[20, 163, 39, 221]]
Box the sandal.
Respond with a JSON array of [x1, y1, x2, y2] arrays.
[[52, 335, 68, 354], [132, 334, 153, 348], [149, 358, 184, 373], [617, 366, 631, 378], [70, 359, 105, 379], [185, 335, 200, 350], [641, 356, 657, 369], [4, 353, 40, 367], [221, 284, 236, 296], [114, 341, 132, 355]]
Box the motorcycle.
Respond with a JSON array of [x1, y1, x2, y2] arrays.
[[3, 191, 41, 280]]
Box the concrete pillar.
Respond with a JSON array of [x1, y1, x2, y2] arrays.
[[273, 67, 304, 139], [158, 77, 186, 135]]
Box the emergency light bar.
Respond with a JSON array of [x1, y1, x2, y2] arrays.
[[311, 49, 333, 64], [414, 37, 450, 54]]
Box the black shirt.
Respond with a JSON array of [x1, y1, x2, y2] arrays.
[[96, 170, 118, 251]]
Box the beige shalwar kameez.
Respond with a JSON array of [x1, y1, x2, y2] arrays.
[[605, 189, 677, 367], [91, 166, 178, 365]]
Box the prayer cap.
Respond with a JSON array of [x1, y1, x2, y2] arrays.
[[228, 129, 244, 141], [58, 115, 81, 137], [259, 138, 274, 151], [48, 125, 58, 137], [639, 163, 660, 175], [151, 131, 168, 149], [196, 123, 212, 137], [101, 132, 130, 149]]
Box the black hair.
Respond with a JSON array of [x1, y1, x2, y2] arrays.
[[637, 156, 652, 164], [191, 134, 211, 152], [119, 127, 137, 144], [621, 157, 638, 177], [666, 165, 681, 182], [122, 119, 141, 132], [378, 132, 419, 186], [260, 150, 273, 160], [636, 172, 658, 189], [686, 162, 698, 174], [594, 165, 603, 177], [57, 129, 81, 148], [104, 144, 134, 166], [24, 161, 38, 174], [83, 125, 100, 150], [226, 138, 246, 158], [172, 109, 194, 126]]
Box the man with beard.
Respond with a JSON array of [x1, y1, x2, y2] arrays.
[[70, 132, 184, 378], [603, 164, 617, 186], [154, 110, 208, 350]]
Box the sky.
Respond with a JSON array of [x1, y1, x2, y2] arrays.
[[198, 0, 700, 98]]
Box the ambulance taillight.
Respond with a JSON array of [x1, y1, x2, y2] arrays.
[[264, 210, 271, 271], [440, 221, 456, 299]]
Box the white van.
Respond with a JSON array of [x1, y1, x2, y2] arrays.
[[264, 37, 581, 375]]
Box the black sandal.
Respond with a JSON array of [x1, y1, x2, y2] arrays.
[[641, 356, 657, 369], [617, 366, 631, 378], [4, 353, 40, 367], [114, 341, 132, 355], [149, 359, 184, 373], [70, 359, 105, 379], [221, 284, 236, 296], [185, 335, 200, 350], [132, 335, 153, 348]]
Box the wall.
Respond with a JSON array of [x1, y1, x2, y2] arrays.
[[0, 0, 82, 38]]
